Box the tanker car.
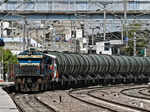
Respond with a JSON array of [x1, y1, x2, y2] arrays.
[[46, 51, 150, 88], [11, 49, 150, 92]]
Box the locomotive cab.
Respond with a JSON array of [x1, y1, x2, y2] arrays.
[[15, 48, 59, 92], [17, 49, 43, 76], [15, 49, 47, 92]]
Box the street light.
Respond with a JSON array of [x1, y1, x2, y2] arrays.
[[89, 26, 100, 54], [96, 2, 112, 41], [89, 26, 100, 46], [23, 17, 27, 50], [114, 14, 124, 44]]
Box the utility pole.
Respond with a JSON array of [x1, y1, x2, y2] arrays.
[[144, 47, 147, 57], [0, 20, 3, 81], [41, 20, 45, 50], [90, 28, 94, 54], [121, 19, 124, 44], [70, 20, 72, 51], [133, 32, 136, 56], [11, 21, 14, 37], [23, 17, 26, 50], [72, 21, 76, 52], [51, 24, 56, 51], [92, 28, 94, 46], [42, 27, 45, 50], [124, 0, 128, 47], [27, 28, 30, 49], [103, 4, 106, 41], [0, 20, 3, 38], [124, 0, 127, 25], [1, 50, 3, 81], [97, 2, 111, 41], [101, 2, 113, 41]]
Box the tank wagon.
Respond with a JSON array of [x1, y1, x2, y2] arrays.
[[11, 49, 150, 92], [47, 51, 150, 88]]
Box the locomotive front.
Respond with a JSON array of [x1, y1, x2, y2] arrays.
[[15, 49, 46, 92]]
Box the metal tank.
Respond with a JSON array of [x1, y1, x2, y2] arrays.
[[47, 52, 150, 75]]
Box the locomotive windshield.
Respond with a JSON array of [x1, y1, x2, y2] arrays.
[[18, 58, 42, 65], [17, 58, 42, 75], [16, 48, 46, 76]]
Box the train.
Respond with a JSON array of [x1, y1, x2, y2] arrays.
[[10, 48, 150, 92], [10, 48, 54, 92]]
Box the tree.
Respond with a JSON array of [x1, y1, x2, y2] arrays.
[[3, 0, 8, 3], [0, 47, 18, 75], [121, 23, 149, 56]]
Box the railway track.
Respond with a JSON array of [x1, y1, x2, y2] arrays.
[[13, 94, 56, 112], [138, 88, 150, 97], [120, 86, 150, 101], [68, 87, 117, 112], [69, 85, 150, 112], [87, 92, 149, 112]]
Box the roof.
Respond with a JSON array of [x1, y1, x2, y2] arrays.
[[45, 54, 56, 59], [2, 37, 41, 46]]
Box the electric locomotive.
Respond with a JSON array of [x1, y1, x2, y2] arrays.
[[14, 48, 58, 92]]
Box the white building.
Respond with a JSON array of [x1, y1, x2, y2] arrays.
[[96, 40, 123, 55], [3, 37, 41, 55], [0, 21, 16, 37]]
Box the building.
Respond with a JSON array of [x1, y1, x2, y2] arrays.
[[3, 37, 41, 55], [96, 40, 123, 55]]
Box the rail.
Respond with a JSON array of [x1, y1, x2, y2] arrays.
[[68, 86, 118, 112], [69, 85, 150, 112]]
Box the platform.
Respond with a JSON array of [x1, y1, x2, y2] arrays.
[[0, 87, 19, 112], [0, 82, 14, 87]]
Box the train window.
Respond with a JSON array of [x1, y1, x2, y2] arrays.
[[18, 49, 42, 55], [18, 58, 42, 63], [47, 57, 53, 65], [32, 52, 42, 55], [43, 56, 52, 65], [19, 50, 29, 55], [104, 42, 110, 51]]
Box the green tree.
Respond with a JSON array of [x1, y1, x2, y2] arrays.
[[0, 47, 18, 75], [122, 23, 149, 56], [3, 0, 8, 3]]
